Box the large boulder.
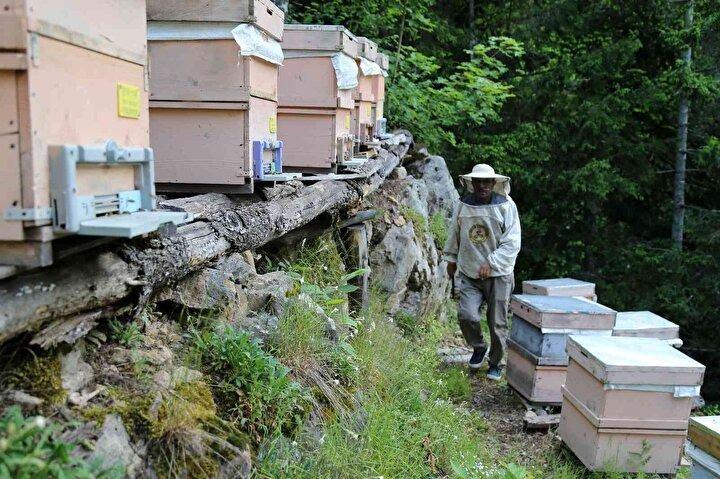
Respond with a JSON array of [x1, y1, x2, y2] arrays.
[[368, 152, 457, 318]]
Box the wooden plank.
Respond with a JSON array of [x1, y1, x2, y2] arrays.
[[0, 133, 24, 241], [523, 410, 560, 431], [0, 133, 413, 342], [0, 13, 27, 51], [689, 416, 720, 459], [0, 239, 52, 267]]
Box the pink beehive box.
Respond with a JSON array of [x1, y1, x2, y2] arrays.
[[278, 25, 359, 172], [147, 19, 284, 192], [559, 393, 687, 474], [506, 338, 566, 404], [560, 335, 705, 474], [0, 0, 150, 267], [510, 294, 616, 330], [522, 278, 596, 300]]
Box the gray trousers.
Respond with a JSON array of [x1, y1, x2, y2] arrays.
[[456, 271, 514, 367]]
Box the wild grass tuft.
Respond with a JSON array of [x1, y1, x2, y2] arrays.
[[191, 325, 309, 443]]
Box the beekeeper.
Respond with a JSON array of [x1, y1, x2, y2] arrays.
[[443, 164, 521, 380]]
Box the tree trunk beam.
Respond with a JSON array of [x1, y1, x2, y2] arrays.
[[0, 134, 412, 344]]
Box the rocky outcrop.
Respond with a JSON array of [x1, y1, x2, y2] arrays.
[[368, 151, 459, 319]]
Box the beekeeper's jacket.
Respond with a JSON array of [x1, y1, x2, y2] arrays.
[[442, 183, 521, 279]]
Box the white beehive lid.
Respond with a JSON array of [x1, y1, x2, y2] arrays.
[[613, 311, 680, 340], [566, 335, 705, 387], [510, 294, 616, 330], [281, 24, 359, 57], [522, 278, 595, 297]]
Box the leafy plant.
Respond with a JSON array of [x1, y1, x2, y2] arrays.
[[0, 406, 121, 479], [108, 319, 143, 348], [192, 326, 309, 442]]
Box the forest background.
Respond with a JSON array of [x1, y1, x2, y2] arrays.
[[288, 0, 720, 399]]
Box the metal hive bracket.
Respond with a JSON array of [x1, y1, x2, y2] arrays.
[[46, 140, 192, 237]]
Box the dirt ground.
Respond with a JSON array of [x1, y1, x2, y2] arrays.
[[467, 368, 561, 468]]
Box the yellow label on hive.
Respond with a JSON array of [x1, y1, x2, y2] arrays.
[[269, 116, 277, 133], [117, 83, 141, 119], [366, 104, 372, 118], [344, 114, 351, 130]]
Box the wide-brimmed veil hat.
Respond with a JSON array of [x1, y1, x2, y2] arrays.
[[460, 164, 511, 195]]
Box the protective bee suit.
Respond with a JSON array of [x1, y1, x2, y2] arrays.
[[443, 164, 521, 370]]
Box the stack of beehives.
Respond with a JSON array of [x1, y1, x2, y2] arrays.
[[0, 0, 192, 271], [146, 0, 287, 193], [354, 37, 385, 147], [687, 416, 720, 478], [559, 335, 705, 474], [506, 292, 616, 404], [277, 25, 359, 173]]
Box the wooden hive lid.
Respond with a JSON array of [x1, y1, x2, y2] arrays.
[[282, 24, 359, 57], [567, 335, 705, 386], [355, 36, 378, 61], [689, 416, 720, 459], [522, 277, 595, 296], [613, 311, 680, 340], [146, 0, 285, 41], [510, 294, 616, 330]]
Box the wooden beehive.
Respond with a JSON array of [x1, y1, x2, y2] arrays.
[[147, 21, 283, 192], [506, 339, 566, 404], [509, 314, 612, 364], [613, 311, 681, 340], [560, 335, 705, 474], [0, 0, 150, 266], [559, 392, 686, 474], [278, 25, 359, 172], [146, 0, 284, 41], [276, 107, 353, 172], [356, 37, 379, 61], [522, 278, 596, 300], [510, 294, 616, 330], [150, 97, 278, 191], [566, 335, 704, 389], [689, 417, 720, 460]]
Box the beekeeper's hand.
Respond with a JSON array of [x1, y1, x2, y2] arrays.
[[478, 262, 492, 280]]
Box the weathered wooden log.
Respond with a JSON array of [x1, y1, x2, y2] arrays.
[[0, 134, 412, 344]]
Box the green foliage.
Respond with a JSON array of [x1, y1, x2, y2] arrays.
[[0, 406, 121, 479], [107, 318, 143, 348], [191, 325, 309, 442], [439, 367, 472, 403], [429, 212, 449, 249], [256, 313, 494, 478], [291, 0, 720, 398]]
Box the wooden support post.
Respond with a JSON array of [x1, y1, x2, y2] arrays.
[[339, 223, 371, 314]]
